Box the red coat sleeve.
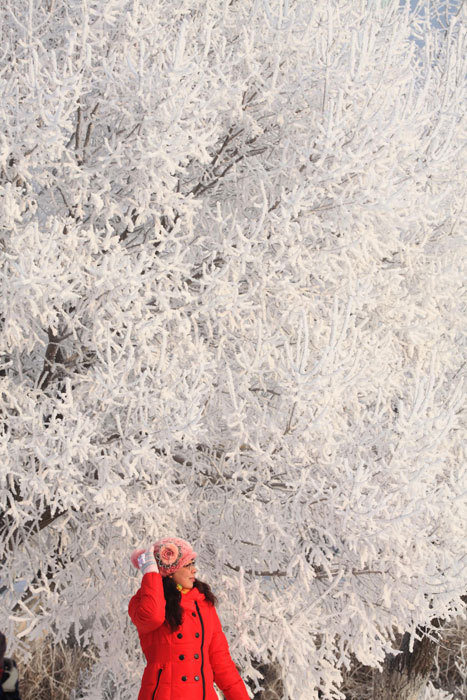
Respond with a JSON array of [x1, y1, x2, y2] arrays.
[[128, 572, 166, 634], [209, 608, 250, 700]]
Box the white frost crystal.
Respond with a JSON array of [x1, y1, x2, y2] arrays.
[[0, 1, 465, 698]]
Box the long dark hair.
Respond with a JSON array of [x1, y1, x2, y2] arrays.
[[162, 578, 217, 632]]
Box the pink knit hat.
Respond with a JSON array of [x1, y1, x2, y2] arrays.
[[131, 537, 197, 577]]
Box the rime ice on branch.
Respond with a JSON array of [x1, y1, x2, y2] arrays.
[[0, 1, 466, 699]]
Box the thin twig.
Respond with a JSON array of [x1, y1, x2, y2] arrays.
[[82, 103, 99, 161], [226, 561, 385, 580], [75, 105, 81, 152]]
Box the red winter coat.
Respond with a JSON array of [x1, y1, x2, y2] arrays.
[[129, 572, 250, 700]]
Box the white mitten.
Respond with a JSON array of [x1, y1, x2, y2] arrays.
[[131, 547, 159, 574]]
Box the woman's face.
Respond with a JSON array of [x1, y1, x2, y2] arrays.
[[172, 560, 197, 589]]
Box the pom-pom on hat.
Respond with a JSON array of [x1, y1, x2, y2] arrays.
[[131, 537, 197, 577]]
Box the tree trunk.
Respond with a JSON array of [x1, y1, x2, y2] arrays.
[[252, 660, 284, 700], [372, 629, 438, 700]]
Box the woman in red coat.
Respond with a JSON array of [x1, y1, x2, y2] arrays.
[[129, 537, 250, 700]]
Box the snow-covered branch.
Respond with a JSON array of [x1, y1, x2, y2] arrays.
[[1, 1, 466, 698]]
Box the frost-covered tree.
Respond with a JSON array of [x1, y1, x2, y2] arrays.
[[1, 1, 466, 698]]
